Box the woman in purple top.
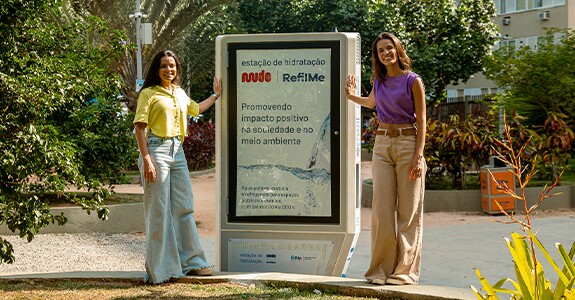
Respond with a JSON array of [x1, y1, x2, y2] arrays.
[[345, 32, 426, 285]]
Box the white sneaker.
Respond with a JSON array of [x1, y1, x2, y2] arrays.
[[371, 278, 386, 285], [186, 267, 213, 276], [386, 277, 406, 285]]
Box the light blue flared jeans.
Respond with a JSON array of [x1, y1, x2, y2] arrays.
[[138, 133, 210, 284]]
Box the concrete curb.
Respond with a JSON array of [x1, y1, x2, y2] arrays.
[[361, 180, 575, 212], [0, 168, 216, 235], [0, 272, 475, 300], [0, 203, 145, 235], [2, 184, 571, 235]]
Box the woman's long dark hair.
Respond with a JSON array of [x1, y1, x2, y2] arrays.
[[140, 50, 182, 91], [371, 32, 412, 82]]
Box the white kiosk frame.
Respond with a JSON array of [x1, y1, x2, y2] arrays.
[[215, 32, 361, 277]]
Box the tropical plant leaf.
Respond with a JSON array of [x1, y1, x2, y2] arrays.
[[513, 262, 534, 300], [470, 285, 488, 300], [492, 279, 521, 296], [507, 233, 535, 296], [528, 230, 571, 285], [474, 268, 500, 299], [556, 243, 575, 278]]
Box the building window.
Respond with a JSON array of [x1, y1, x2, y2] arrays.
[[495, 36, 540, 52], [506, 0, 517, 13], [517, 0, 526, 10], [526, 36, 538, 50], [495, 0, 564, 13], [499, 39, 516, 49], [554, 32, 564, 44], [446, 90, 458, 103]]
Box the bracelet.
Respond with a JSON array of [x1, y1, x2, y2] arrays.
[[211, 93, 220, 99]]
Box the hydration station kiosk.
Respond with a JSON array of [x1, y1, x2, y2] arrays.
[[215, 32, 362, 277]]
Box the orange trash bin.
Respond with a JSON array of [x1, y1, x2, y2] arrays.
[[480, 166, 516, 214]]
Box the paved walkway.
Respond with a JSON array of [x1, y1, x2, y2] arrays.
[[197, 216, 574, 291], [345, 216, 574, 288], [108, 172, 575, 290]]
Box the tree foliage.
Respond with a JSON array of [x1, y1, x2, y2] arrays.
[[236, 0, 368, 33], [484, 29, 575, 127], [233, 0, 372, 90], [233, 0, 498, 110], [0, 0, 134, 264], [484, 29, 575, 179], [174, 4, 241, 122], [380, 0, 498, 107], [68, 0, 234, 110]]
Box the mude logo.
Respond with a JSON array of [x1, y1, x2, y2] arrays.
[[241, 70, 271, 83], [240, 70, 326, 83]]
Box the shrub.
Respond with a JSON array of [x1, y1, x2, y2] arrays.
[[532, 112, 574, 182], [425, 114, 498, 189], [361, 112, 378, 154], [361, 108, 572, 189], [183, 118, 215, 171], [65, 99, 138, 184], [0, 0, 130, 264]]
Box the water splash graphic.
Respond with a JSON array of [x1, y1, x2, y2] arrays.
[[236, 115, 332, 217], [236, 164, 330, 216], [307, 114, 331, 169]]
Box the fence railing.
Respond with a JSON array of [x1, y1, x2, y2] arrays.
[[362, 95, 497, 123], [432, 95, 496, 121]]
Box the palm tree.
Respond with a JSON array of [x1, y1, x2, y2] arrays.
[[66, 0, 233, 110]]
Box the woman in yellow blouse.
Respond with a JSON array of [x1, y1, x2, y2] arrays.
[[133, 50, 221, 284]]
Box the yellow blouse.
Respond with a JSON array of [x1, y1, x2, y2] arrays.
[[133, 85, 200, 141]]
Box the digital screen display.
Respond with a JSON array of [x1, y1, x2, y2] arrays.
[[228, 42, 340, 223]]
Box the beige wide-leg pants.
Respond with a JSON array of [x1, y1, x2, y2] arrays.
[[364, 134, 426, 284]]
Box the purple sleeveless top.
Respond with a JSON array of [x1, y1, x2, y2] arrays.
[[373, 71, 420, 124]]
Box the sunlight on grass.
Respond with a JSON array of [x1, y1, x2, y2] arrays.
[[0, 280, 378, 300], [46, 192, 143, 207]]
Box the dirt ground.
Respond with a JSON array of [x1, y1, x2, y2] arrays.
[[191, 161, 574, 237]]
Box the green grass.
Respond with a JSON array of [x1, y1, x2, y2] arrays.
[[44, 192, 142, 207], [123, 170, 140, 177], [523, 159, 575, 187], [558, 159, 575, 183], [0, 279, 380, 300]]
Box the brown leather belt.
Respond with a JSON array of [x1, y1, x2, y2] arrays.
[[376, 127, 417, 137]]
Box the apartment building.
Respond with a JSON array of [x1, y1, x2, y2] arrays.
[[446, 0, 573, 103]]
